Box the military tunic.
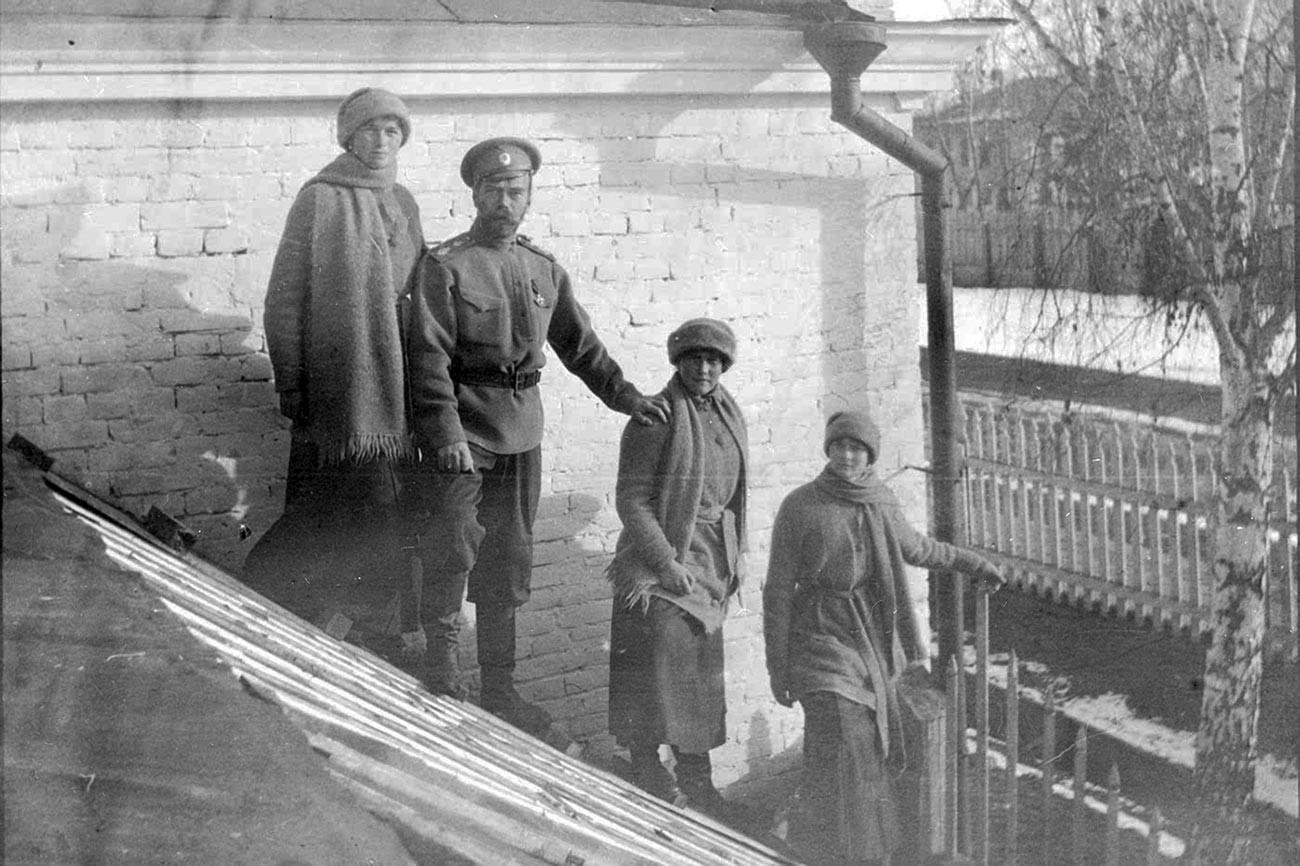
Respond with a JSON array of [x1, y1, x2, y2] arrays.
[[405, 225, 645, 606], [407, 228, 642, 455]]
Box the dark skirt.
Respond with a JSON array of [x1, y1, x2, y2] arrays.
[[791, 691, 901, 866], [242, 434, 407, 653], [608, 597, 726, 754]]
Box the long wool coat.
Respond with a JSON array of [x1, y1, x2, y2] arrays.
[[246, 153, 423, 643], [606, 376, 748, 630], [763, 469, 993, 758], [606, 376, 748, 752]]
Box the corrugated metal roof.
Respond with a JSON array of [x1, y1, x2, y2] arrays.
[[3, 448, 798, 865]]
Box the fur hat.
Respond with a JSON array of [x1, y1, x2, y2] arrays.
[[336, 88, 411, 149], [667, 318, 737, 371], [824, 409, 881, 462]]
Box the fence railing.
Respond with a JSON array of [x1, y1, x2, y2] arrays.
[[935, 590, 1180, 864], [934, 396, 1298, 656]]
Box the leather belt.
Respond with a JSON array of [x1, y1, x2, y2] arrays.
[[453, 367, 541, 391]]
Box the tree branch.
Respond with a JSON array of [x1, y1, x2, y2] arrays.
[[1267, 356, 1296, 412], [1005, 0, 1091, 89], [1258, 74, 1295, 236], [1191, 279, 1241, 365], [1258, 280, 1296, 347], [1096, 3, 1224, 350], [1190, 0, 1229, 51]]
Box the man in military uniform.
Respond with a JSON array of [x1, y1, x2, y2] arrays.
[[405, 137, 669, 736]]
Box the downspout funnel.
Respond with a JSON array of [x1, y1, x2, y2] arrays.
[[804, 22, 966, 677], [803, 21, 887, 84]]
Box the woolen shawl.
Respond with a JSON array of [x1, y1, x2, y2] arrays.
[[764, 466, 929, 762], [815, 466, 925, 761], [265, 152, 418, 465], [812, 465, 928, 670], [606, 375, 748, 633]]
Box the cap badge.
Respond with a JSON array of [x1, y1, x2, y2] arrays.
[[498, 151, 512, 166]]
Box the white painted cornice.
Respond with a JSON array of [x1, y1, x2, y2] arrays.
[[0, 15, 1003, 104]]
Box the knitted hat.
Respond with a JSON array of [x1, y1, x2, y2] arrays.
[[667, 318, 736, 371], [336, 88, 411, 149], [824, 409, 881, 462], [460, 137, 543, 187]]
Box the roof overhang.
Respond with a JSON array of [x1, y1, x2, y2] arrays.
[[0, 14, 1004, 106]]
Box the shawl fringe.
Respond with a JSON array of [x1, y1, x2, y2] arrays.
[[605, 558, 730, 633], [315, 433, 414, 467], [604, 376, 746, 635]]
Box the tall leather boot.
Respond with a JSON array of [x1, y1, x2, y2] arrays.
[[405, 558, 467, 699], [423, 612, 465, 699], [476, 602, 552, 737], [674, 748, 749, 826], [630, 743, 685, 805]]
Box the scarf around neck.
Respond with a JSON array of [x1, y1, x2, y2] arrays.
[[813, 464, 894, 505], [309, 151, 399, 189], [299, 152, 413, 465], [812, 461, 923, 761], [607, 375, 748, 632]]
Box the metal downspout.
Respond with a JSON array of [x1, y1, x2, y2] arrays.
[[805, 22, 966, 673]]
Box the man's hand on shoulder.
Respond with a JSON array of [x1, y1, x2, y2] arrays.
[[629, 393, 671, 426]]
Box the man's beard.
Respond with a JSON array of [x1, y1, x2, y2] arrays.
[[481, 212, 521, 238]]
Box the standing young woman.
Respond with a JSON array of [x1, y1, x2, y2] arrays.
[[246, 88, 426, 671], [764, 409, 1005, 865], [605, 318, 749, 822]]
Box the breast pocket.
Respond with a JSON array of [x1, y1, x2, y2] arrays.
[[456, 288, 508, 347]]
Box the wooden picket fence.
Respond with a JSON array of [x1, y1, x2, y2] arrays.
[[937, 590, 1178, 865], [949, 397, 1299, 657]]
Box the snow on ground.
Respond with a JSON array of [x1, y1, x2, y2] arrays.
[[976, 732, 1189, 859], [923, 287, 1222, 386], [965, 647, 1299, 818]]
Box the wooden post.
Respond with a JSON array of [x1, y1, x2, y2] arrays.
[[1005, 650, 1019, 866], [974, 588, 990, 865], [1071, 725, 1088, 866], [1104, 764, 1121, 866], [1041, 688, 1057, 860], [945, 657, 961, 860], [1146, 807, 1164, 865]]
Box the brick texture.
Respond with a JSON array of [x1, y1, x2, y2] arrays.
[[0, 93, 931, 780]]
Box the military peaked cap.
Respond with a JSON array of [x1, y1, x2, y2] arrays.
[[460, 137, 542, 186]]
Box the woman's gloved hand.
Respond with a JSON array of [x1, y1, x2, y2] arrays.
[[656, 560, 696, 595], [975, 560, 1006, 593]]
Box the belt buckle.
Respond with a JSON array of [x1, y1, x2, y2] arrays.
[[509, 367, 524, 392]]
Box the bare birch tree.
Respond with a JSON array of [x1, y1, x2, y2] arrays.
[[986, 1, 1296, 860]]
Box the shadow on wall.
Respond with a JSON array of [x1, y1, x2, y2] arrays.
[[0, 183, 288, 571], [510, 491, 615, 740], [732, 707, 803, 810], [529, 89, 902, 416]]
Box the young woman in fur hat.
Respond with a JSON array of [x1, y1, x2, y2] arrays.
[[764, 409, 1005, 866], [606, 318, 751, 824], [246, 88, 425, 670]]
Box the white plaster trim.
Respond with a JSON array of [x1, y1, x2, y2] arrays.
[[0, 17, 1000, 103]]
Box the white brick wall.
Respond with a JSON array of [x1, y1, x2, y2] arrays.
[[1, 91, 933, 783]]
